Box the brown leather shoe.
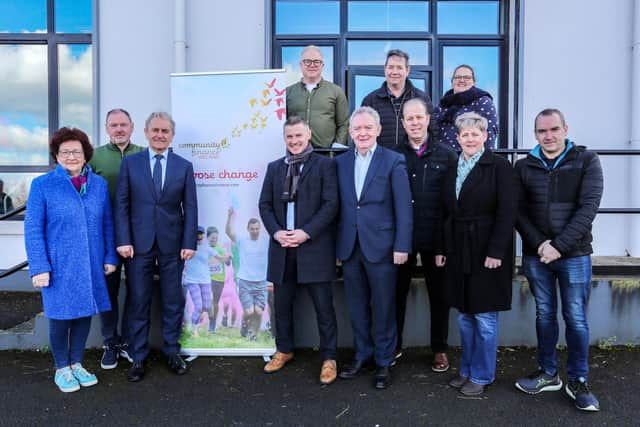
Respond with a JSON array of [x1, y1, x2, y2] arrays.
[[432, 352, 450, 373], [263, 351, 294, 373], [319, 359, 337, 385]]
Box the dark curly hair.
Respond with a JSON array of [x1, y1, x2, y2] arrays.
[[50, 127, 94, 163]]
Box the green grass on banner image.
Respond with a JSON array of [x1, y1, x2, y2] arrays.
[[180, 326, 274, 349]]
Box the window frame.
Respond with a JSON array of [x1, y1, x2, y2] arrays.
[[271, 0, 510, 147], [0, 0, 93, 173]]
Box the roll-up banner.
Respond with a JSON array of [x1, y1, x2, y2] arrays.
[[171, 70, 286, 356]]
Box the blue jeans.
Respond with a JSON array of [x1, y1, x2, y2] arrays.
[[523, 255, 592, 381], [458, 312, 499, 385], [48, 316, 92, 369]]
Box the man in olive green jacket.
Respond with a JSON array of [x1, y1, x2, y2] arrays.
[[286, 45, 349, 148], [89, 108, 144, 370]]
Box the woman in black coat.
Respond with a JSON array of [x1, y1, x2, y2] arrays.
[[435, 112, 517, 396]]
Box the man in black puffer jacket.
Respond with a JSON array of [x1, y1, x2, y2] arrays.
[[361, 49, 432, 149], [514, 108, 603, 413], [394, 98, 457, 372]]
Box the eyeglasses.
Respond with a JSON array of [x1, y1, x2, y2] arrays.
[[58, 150, 84, 159], [453, 75, 474, 81], [301, 59, 323, 67]]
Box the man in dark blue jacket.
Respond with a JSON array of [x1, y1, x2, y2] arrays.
[[361, 49, 432, 149], [514, 108, 603, 412], [116, 112, 198, 383], [336, 106, 413, 390]]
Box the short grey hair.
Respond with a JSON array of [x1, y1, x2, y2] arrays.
[[300, 45, 322, 60], [402, 98, 430, 116], [455, 112, 487, 134], [350, 106, 381, 128], [145, 111, 175, 133]]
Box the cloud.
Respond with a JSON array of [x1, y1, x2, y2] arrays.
[[0, 122, 49, 165], [0, 43, 93, 145]]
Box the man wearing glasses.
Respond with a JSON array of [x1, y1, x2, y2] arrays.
[[89, 108, 144, 370], [286, 45, 349, 149]]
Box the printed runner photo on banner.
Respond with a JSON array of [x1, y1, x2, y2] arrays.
[[171, 70, 286, 356]]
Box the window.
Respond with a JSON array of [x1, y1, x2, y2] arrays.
[[272, 0, 508, 146], [0, 0, 93, 207]]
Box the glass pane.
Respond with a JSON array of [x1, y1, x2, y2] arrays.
[[348, 40, 429, 65], [58, 44, 93, 137], [0, 0, 46, 33], [0, 173, 43, 211], [275, 1, 339, 35], [348, 1, 429, 32], [354, 75, 425, 108], [438, 1, 499, 34], [0, 45, 49, 166], [442, 46, 499, 105], [281, 45, 334, 87], [55, 0, 92, 33]]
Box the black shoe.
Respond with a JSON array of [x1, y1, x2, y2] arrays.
[[127, 362, 145, 382], [167, 355, 187, 375], [338, 359, 374, 380], [374, 366, 391, 390]]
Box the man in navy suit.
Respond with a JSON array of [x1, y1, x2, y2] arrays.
[[115, 111, 198, 382], [336, 106, 413, 389], [259, 116, 339, 385]]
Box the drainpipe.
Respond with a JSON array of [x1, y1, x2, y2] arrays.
[[630, 0, 640, 256], [174, 0, 187, 73]]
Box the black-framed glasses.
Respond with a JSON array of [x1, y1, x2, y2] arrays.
[[452, 75, 473, 81], [301, 59, 323, 66]]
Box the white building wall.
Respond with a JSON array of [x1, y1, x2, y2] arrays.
[[97, 0, 266, 146], [520, 0, 635, 255]]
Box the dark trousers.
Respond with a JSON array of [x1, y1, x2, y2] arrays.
[[342, 241, 397, 367], [48, 316, 92, 369], [99, 259, 129, 346], [396, 251, 449, 352], [127, 243, 185, 362], [274, 248, 338, 360]]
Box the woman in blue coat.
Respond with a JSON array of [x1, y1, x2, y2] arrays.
[[25, 127, 118, 393]]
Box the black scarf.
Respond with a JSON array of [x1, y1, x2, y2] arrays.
[[439, 86, 493, 125], [282, 144, 313, 202]]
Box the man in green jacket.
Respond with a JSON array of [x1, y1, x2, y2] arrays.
[[286, 45, 349, 149], [89, 108, 144, 370]]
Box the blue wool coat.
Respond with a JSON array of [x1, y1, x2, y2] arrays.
[[24, 164, 118, 320]]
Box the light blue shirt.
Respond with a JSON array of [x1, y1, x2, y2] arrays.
[[456, 148, 484, 199], [148, 149, 168, 189], [354, 144, 377, 200]]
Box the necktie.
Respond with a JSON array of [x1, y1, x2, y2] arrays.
[[153, 154, 164, 195]]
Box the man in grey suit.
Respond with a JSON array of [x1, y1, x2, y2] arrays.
[[259, 116, 339, 385]]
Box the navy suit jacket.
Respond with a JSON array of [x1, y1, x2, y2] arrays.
[[335, 146, 413, 263], [115, 149, 198, 254], [259, 153, 339, 284]]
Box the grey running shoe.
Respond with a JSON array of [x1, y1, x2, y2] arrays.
[[515, 370, 563, 394], [566, 379, 600, 412]]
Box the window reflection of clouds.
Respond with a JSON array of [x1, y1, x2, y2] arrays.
[[0, 0, 46, 33], [442, 46, 499, 107], [59, 45, 93, 135], [55, 0, 92, 33], [281, 46, 334, 87], [437, 1, 499, 34], [348, 1, 429, 32], [0, 43, 93, 165], [0, 173, 42, 207], [348, 41, 429, 66], [0, 45, 49, 165], [276, 1, 339, 35]]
